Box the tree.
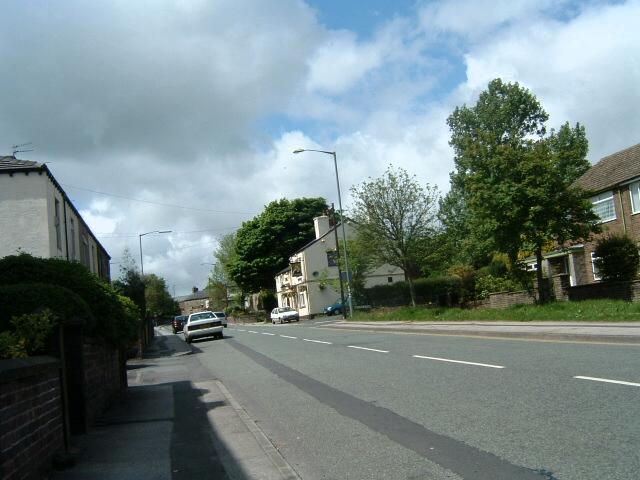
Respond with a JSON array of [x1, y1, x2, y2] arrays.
[[205, 233, 238, 310], [447, 78, 600, 301], [112, 248, 145, 321], [227, 198, 328, 294], [350, 166, 440, 306], [144, 273, 179, 317], [593, 234, 640, 281]]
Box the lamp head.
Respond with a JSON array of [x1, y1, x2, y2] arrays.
[[292, 149, 305, 154]]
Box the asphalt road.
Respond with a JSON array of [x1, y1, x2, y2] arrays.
[[186, 320, 640, 480]]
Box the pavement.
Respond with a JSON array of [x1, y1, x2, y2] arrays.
[[52, 327, 300, 480], [321, 320, 640, 344]]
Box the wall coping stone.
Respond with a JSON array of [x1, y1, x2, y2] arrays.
[[0, 355, 60, 382]]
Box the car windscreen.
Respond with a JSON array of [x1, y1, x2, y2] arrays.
[[280, 307, 294, 312], [190, 313, 214, 321], [213, 312, 226, 317]]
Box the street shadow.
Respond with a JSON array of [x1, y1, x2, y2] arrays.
[[126, 363, 156, 370]]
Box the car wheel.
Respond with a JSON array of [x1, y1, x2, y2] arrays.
[[173, 328, 177, 334], [185, 336, 192, 344], [272, 319, 276, 324], [219, 332, 224, 339]]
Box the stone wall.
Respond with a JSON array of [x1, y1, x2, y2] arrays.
[[0, 357, 64, 480], [488, 290, 536, 309]]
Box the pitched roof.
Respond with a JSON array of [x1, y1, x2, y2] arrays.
[[0, 156, 43, 171], [576, 143, 640, 193], [176, 290, 209, 302]]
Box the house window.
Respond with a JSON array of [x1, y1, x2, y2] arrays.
[[591, 191, 616, 223], [298, 292, 306, 308], [387, 276, 393, 283], [54, 199, 62, 250], [327, 250, 339, 267], [590, 252, 602, 281], [70, 218, 76, 260], [630, 181, 640, 214]]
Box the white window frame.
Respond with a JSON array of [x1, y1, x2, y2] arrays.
[[591, 191, 616, 223], [54, 198, 62, 250], [590, 252, 602, 282], [630, 180, 640, 214], [298, 292, 306, 308]]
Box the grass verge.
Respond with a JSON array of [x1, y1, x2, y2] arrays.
[[351, 299, 640, 322]]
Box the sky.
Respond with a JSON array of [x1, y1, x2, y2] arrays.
[[1, 0, 639, 296]]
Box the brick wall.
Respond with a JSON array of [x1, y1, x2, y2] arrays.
[[0, 357, 64, 480], [568, 279, 640, 302], [82, 339, 124, 428], [488, 290, 536, 309]]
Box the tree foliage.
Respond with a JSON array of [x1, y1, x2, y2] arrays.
[[594, 234, 640, 282], [350, 166, 440, 306], [228, 198, 328, 293], [205, 233, 239, 310], [446, 78, 600, 301], [144, 273, 179, 317]]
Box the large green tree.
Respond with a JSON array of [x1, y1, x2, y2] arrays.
[[205, 233, 239, 310], [228, 197, 328, 293], [144, 273, 179, 317], [447, 78, 599, 301], [350, 166, 440, 306]]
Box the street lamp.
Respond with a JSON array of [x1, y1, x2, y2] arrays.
[[293, 148, 354, 318], [139, 230, 172, 276]]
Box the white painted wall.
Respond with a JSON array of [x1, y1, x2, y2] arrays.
[[0, 172, 50, 258]]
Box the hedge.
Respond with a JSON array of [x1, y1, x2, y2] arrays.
[[0, 254, 139, 347], [0, 283, 93, 332], [364, 276, 463, 307]]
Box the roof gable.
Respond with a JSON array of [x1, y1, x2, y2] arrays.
[[576, 143, 640, 193], [0, 156, 42, 171]]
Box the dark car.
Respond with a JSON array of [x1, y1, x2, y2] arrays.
[[323, 301, 344, 316], [172, 315, 188, 334]]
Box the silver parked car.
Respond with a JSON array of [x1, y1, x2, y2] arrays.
[[212, 311, 228, 328], [183, 311, 224, 343], [270, 307, 300, 324]]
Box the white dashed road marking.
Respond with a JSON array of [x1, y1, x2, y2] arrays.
[[248, 330, 259, 333], [303, 339, 332, 345], [262, 332, 276, 336], [574, 376, 640, 387], [347, 346, 389, 353], [280, 335, 298, 339], [413, 355, 504, 369]]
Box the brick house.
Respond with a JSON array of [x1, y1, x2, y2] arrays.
[[0, 156, 110, 279], [539, 143, 640, 285], [176, 287, 211, 315]]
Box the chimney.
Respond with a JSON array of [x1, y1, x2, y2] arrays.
[[192, 286, 198, 293], [314, 216, 330, 239]]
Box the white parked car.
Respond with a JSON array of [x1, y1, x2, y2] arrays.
[[270, 307, 300, 324], [183, 311, 224, 343], [212, 311, 228, 328]]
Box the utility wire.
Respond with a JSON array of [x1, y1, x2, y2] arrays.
[[95, 226, 239, 238], [62, 183, 258, 215]]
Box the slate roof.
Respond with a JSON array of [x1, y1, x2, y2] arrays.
[[0, 156, 43, 171], [576, 143, 640, 193], [176, 290, 209, 302]]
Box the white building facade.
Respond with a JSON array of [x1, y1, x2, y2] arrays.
[[0, 156, 110, 279], [274, 216, 404, 317]]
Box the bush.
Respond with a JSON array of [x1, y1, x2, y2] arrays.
[[474, 274, 523, 300], [0, 310, 57, 359], [593, 234, 640, 281], [0, 283, 93, 333], [0, 254, 138, 347], [364, 276, 463, 307]]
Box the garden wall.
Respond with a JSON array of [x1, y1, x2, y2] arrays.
[[568, 279, 640, 302], [488, 290, 536, 309], [0, 357, 64, 480]]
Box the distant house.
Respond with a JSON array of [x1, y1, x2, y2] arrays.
[[176, 287, 210, 315], [0, 156, 110, 280], [274, 216, 404, 317], [533, 143, 640, 285]]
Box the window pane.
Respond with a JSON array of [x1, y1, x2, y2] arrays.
[[591, 192, 616, 222], [631, 181, 640, 214]]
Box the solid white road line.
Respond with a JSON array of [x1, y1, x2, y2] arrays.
[[303, 339, 332, 345], [574, 376, 640, 387], [280, 335, 298, 339], [412, 355, 504, 369], [347, 346, 389, 353], [262, 332, 276, 336]]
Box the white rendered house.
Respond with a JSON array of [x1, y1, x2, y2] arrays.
[[0, 156, 110, 279]]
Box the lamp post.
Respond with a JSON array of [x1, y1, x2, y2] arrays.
[[293, 148, 354, 318], [139, 230, 172, 276]]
